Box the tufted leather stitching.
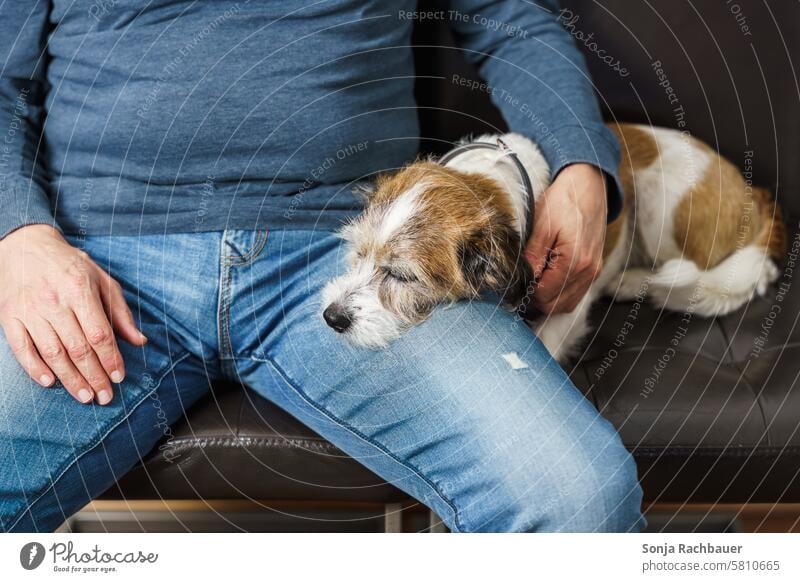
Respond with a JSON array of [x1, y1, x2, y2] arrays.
[[736, 361, 772, 446], [579, 343, 800, 366]]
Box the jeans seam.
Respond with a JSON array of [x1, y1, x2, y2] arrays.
[[4, 351, 192, 532], [231, 229, 269, 266], [248, 354, 464, 532], [218, 231, 269, 363], [218, 255, 234, 360]]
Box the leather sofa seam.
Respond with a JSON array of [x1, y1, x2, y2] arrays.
[[162, 435, 343, 455]]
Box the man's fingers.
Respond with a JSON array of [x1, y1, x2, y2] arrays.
[[73, 288, 126, 384], [49, 310, 113, 405], [532, 267, 563, 308], [98, 275, 146, 346], [524, 208, 556, 279], [532, 244, 575, 307], [26, 317, 95, 404], [525, 238, 552, 281], [3, 318, 55, 387], [533, 251, 590, 313], [539, 270, 594, 314]]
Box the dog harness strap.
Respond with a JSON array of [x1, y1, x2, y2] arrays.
[[438, 140, 536, 243]]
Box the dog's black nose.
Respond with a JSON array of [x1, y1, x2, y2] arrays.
[[323, 304, 352, 333]]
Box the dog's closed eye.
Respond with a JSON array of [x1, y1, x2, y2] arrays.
[[381, 265, 417, 283]]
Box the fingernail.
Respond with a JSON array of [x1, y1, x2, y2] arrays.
[[110, 370, 124, 383], [77, 388, 93, 403], [39, 374, 53, 386], [97, 390, 112, 405], [139, 332, 148, 344]]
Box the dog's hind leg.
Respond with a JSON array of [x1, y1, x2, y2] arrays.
[[637, 247, 780, 316]]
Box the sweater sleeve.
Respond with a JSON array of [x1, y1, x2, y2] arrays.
[[444, 0, 623, 220], [0, 1, 58, 240]]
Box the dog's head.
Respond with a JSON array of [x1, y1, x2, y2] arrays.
[[321, 161, 534, 348]]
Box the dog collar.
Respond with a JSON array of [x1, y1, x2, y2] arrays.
[[438, 138, 535, 243]]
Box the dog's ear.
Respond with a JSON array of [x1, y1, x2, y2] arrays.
[[352, 172, 394, 205], [351, 181, 377, 204], [458, 222, 535, 308]]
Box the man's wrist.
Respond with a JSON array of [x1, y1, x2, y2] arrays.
[[555, 162, 605, 186], [548, 163, 607, 206], [1, 224, 63, 246], [548, 162, 613, 215]]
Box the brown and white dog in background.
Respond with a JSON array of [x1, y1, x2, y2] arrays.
[[321, 123, 786, 361]]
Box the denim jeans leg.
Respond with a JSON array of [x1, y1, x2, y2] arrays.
[[0, 232, 222, 532], [230, 229, 645, 532]]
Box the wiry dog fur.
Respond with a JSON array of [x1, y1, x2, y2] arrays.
[[321, 160, 535, 348], [322, 124, 786, 360]]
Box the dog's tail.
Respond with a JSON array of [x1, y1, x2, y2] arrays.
[[639, 187, 786, 316]]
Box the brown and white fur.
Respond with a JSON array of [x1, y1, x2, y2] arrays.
[[322, 123, 785, 361]]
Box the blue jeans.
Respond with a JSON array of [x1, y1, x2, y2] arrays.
[[0, 229, 643, 532]]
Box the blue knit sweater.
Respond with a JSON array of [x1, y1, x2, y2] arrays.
[[0, 0, 621, 238]]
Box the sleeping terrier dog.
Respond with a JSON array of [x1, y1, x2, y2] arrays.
[[321, 123, 785, 361]]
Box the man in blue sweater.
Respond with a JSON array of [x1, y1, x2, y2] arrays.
[[0, 1, 643, 532]]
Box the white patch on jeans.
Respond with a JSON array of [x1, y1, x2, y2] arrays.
[[501, 352, 529, 370]]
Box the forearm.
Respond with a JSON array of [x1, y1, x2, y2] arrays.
[[0, 81, 57, 240], [446, 0, 623, 219], [0, 2, 57, 240]]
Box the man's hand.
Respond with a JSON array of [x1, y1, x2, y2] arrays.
[[524, 163, 608, 314], [0, 225, 146, 405]]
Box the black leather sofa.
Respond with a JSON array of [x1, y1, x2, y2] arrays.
[[99, 1, 800, 529]]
